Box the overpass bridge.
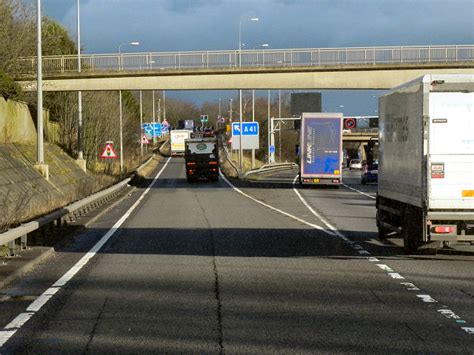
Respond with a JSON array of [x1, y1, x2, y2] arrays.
[[13, 44, 474, 92]]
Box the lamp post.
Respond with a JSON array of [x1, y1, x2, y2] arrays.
[[238, 17, 259, 172], [139, 90, 143, 157], [34, 0, 48, 179], [117, 41, 140, 173], [250, 43, 268, 169], [75, 0, 87, 171], [118, 41, 140, 71]]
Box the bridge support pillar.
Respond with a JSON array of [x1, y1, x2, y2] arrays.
[[75, 158, 87, 172], [34, 163, 49, 181], [360, 142, 368, 161]]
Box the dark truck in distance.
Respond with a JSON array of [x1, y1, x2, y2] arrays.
[[184, 137, 219, 182]]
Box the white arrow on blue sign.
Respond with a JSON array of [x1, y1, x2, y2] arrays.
[[142, 123, 162, 137], [231, 122, 259, 150], [232, 122, 259, 136]]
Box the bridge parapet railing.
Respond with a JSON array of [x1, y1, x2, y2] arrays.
[[13, 45, 474, 75]]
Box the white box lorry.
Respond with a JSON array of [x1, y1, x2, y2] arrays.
[[170, 129, 192, 156], [376, 74, 474, 252]]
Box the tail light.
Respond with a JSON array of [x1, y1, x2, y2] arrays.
[[432, 226, 455, 234], [209, 161, 218, 165], [186, 162, 196, 167]]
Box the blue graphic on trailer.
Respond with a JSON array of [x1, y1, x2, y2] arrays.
[[302, 118, 341, 175], [143, 123, 162, 137], [232, 122, 259, 136]]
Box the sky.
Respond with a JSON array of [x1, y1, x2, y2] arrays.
[[37, 0, 474, 115]]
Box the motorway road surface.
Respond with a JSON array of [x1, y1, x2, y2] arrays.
[[0, 158, 473, 353]]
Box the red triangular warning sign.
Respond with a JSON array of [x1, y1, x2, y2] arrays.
[[141, 135, 150, 144], [100, 143, 118, 159]]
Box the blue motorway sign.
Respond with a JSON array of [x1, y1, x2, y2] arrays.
[[232, 122, 259, 136], [143, 122, 162, 137]]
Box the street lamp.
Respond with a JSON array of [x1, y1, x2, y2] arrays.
[[238, 17, 259, 173], [35, 0, 45, 176], [117, 41, 140, 173], [118, 41, 140, 70], [238, 17, 259, 67]]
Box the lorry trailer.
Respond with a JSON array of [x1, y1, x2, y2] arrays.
[[299, 112, 343, 186], [376, 74, 474, 252]]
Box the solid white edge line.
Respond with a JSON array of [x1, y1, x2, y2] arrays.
[[219, 172, 334, 235], [0, 157, 172, 348]]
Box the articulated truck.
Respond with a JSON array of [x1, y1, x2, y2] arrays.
[[376, 74, 474, 252], [299, 113, 343, 186]]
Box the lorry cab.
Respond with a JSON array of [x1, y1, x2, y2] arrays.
[[184, 137, 219, 182]]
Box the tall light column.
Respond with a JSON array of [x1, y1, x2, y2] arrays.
[[238, 17, 259, 173], [76, 0, 85, 170], [162, 90, 166, 122], [139, 90, 143, 157], [118, 41, 140, 70], [119, 90, 123, 173], [36, 0, 43, 165], [116, 41, 139, 172], [278, 89, 282, 162], [251, 89, 255, 169], [152, 90, 156, 144], [34, 0, 49, 179]]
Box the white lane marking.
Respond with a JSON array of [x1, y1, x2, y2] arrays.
[[291, 176, 347, 240], [291, 175, 474, 335], [438, 309, 462, 320], [376, 264, 394, 272], [220, 173, 333, 235], [0, 157, 172, 348], [4, 313, 34, 330], [417, 295, 438, 303], [0, 331, 17, 347], [388, 273, 405, 279], [401, 282, 420, 291], [342, 183, 376, 200], [26, 294, 52, 312]]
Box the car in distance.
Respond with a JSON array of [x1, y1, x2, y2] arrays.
[[349, 159, 362, 170], [361, 162, 378, 184]]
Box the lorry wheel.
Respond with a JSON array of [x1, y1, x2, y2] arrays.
[[376, 210, 389, 240], [402, 206, 423, 253]]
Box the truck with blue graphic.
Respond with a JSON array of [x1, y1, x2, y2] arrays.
[[299, 113, 343, 186]]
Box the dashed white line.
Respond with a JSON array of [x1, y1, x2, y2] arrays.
[[220, 173, 334, 235], [0, 157, 172, 348], [287, 175, 472, 336], [342, 183, 376, 200]]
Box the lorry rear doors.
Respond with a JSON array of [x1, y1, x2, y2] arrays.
[[428, 92, 474, 209]]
